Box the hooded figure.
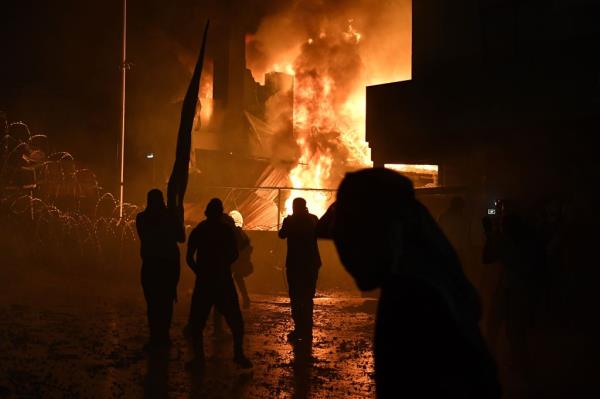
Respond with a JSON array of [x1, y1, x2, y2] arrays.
[[185, 198, 252, 369], [136, 189, 185, 349], [318, 168, 500, 398]]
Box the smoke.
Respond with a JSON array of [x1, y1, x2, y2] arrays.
[[246, 0, 411, 190], [264, 85, 298, 162], [246, 0, 411, 85], [123, 0, 412, 199], [290, 29, 361, 185]]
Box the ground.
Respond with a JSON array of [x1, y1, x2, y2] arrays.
[[1, 266, 597, 398], [0, 272, 376, 399]]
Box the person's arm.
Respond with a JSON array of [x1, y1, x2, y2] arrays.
[[177, 223, 186, 243], [240, 230, 250, 250], [278, 217, 289, 239], [175, 215, 186, 243], [316, 203, 335, 239], [186, 230, 198, 273]]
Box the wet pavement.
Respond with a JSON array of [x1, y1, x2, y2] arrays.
[[1, 266, 596, 398], [0, 287, 376, 398]]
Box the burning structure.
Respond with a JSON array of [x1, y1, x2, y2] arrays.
[[187, 0, 412, 230]]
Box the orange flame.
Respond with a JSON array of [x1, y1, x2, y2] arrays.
[[282, 22, 372, 218], [199, 70, 213, 124]]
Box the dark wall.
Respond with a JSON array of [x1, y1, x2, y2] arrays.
[[367, 0, 600, 202], [412, 0, 483, 79]]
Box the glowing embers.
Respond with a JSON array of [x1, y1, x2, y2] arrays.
[[281, 21, 372, 218], [384, 164, 439, 188]]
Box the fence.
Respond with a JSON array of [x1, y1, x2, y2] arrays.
[[196, 186, 337, 231]]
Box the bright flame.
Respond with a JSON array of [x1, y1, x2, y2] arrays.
[[229, 210, 244, 228], [285, 149, 335, 217], [281, 22, 373, 218], [244, 2, 411, 228], [384, 164, 440, 188], [272, 63, 296, 76], [252, 18, 409, 219], [199, 73, 213, 124], [344, 20, 362, 44]]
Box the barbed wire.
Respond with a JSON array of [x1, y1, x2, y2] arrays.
[[1, 121, 139, 271]]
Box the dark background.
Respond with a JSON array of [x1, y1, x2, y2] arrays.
[[2, 0, 122, 191], [1, 0, 218, 200]]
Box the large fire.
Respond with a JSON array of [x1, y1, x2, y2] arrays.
[[199, 63, 214, 125], [245, 0, 411, 221], [269, 23, 387, 217]]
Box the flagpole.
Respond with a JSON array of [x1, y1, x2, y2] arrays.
[[118, 0, 127, 218]]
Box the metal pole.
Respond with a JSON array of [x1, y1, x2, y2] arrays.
[[118, 0, 127, 218]]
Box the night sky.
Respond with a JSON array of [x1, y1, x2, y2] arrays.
[[1, 0, 216, 197], [2, 1, 121, 187]]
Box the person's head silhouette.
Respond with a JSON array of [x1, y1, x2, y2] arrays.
[[205, 198, 224, 219], [331, 168, 415, 290], [292, 198, 308, 215], [146, 189, 166, 212]]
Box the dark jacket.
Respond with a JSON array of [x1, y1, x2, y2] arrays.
[[136, 208, 184, 261], [187, 217, 239, 277], [279, 211, 321, 269], [135, 207, 183, 300]]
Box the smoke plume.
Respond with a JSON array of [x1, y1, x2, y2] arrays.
[[247, 0, 411, 193]]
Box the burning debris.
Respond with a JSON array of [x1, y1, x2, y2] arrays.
[[191, 1, 411, 227], [283, 20, 368, 216]]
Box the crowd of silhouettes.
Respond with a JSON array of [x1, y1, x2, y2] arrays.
[[0, 110, 585, 397], [135, 167, 508, 397]]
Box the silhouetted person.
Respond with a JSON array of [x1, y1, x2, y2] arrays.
[[279, 197, 321, 343], [136, 189, 184, 350], [318, 168, 500, 398], [483, 201, 537, 371], [212, 212, 253, 336], [185, 198, 252, 369], [229, 210, 253, 309]]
